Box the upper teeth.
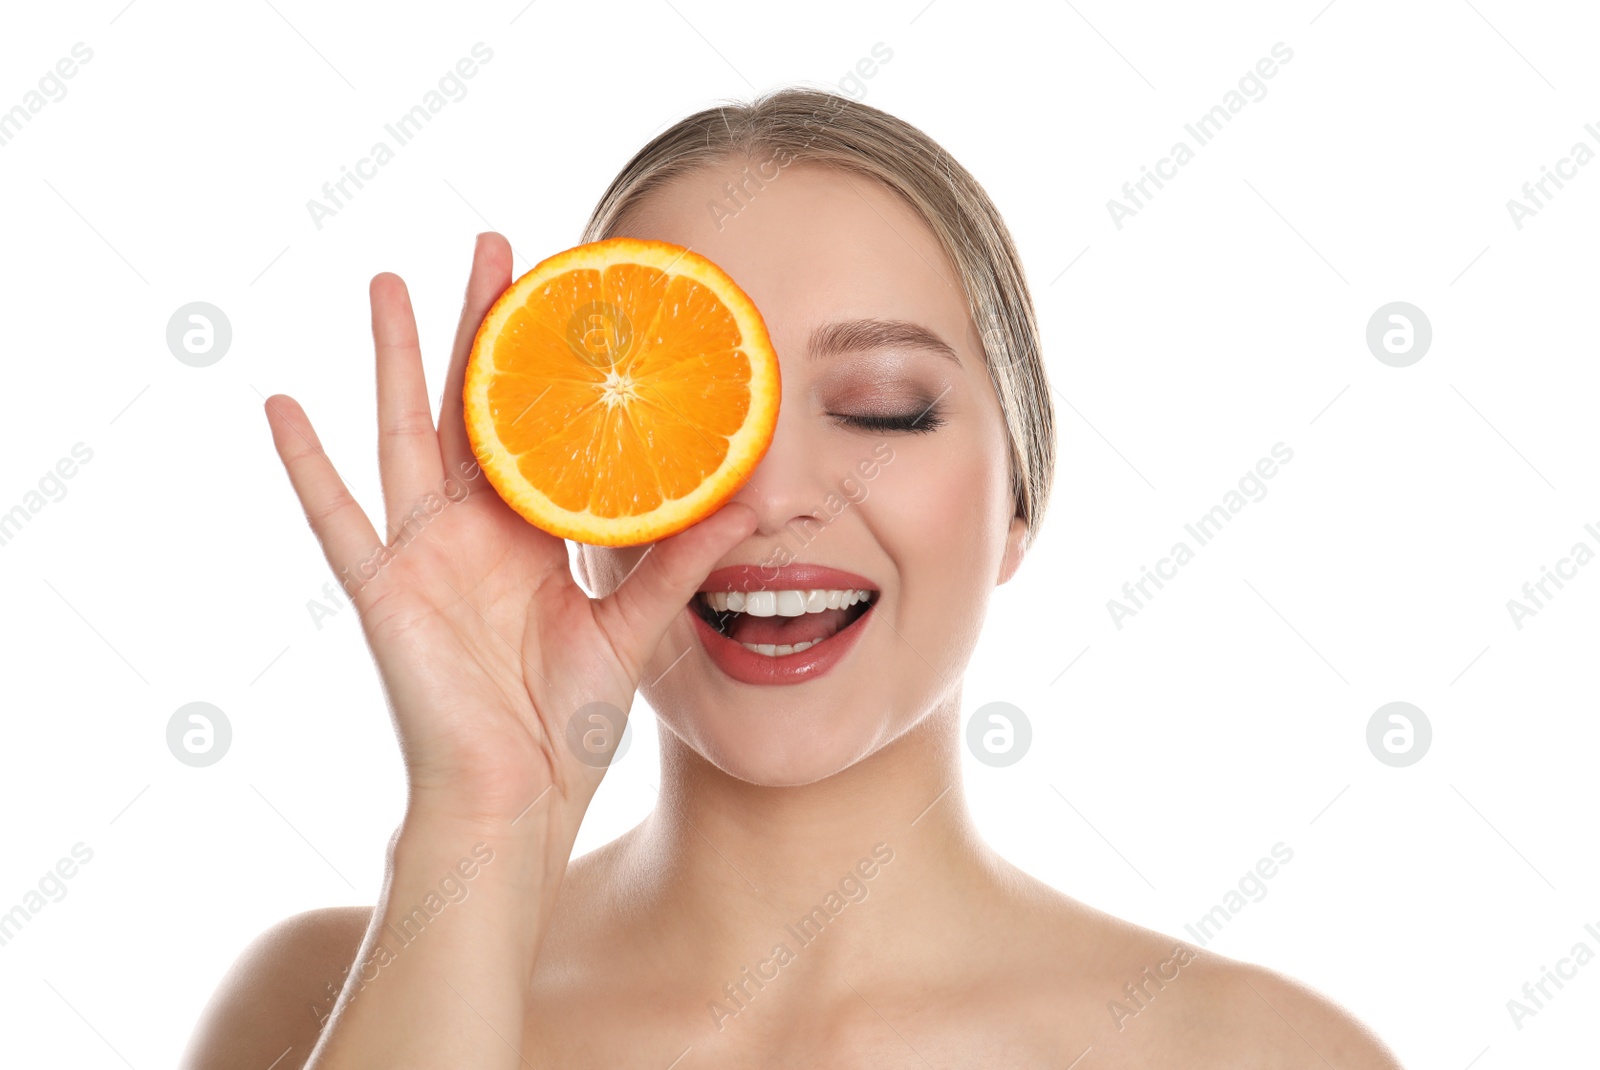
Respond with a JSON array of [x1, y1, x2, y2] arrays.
[[703, 588, 873, 617]]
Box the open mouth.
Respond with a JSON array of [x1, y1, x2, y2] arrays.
[[691, 586, 877, 657]]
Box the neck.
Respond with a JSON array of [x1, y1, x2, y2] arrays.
[[613, 698, 1003, 981]]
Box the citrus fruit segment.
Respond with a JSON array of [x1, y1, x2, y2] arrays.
[[463, 237, 780, 546]]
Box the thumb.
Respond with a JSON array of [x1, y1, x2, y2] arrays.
[[595, 502, 759, 678]]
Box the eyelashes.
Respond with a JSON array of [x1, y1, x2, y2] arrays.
[[831, 405, 945, 435]]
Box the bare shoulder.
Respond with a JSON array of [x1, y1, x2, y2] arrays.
[[175, 837, 633, 1070], [1163, 948, 1407, 1069], [984, 864, 1404, 1068], [177, 905, 373, 1070]]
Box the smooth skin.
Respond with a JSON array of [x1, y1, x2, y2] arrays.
[[181, 162, 1405, 1068]]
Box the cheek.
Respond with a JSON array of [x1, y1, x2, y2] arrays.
[[867, 428, 1011, 654], [872, 427, 1011, 566]]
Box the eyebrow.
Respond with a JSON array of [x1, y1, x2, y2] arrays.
[[806, 318, 961, 366]]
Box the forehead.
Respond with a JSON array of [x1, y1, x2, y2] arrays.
[[608, 159, 971, 353]]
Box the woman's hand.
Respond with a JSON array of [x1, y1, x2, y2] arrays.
[[263, 232, 753, 837]]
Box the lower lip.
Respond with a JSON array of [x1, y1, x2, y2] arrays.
[[685, 601, 873, 686]]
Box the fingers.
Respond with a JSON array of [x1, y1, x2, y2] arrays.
[[263, 393, 382, 589], [372, 273, 447, 539], [594, 503, 759, 679], [439, 232, 514, 484]]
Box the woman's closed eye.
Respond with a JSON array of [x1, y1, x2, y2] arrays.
[[830, 405, 945, 434]]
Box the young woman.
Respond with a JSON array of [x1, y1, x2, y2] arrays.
[[182, 88, 1404, 1068]]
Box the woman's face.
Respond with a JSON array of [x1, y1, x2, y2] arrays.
[[580, 158, 1027, 787]]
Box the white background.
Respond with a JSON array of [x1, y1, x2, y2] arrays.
[[1, 1, 1596, 1066]]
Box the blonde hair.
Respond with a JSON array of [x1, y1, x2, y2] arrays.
[[581, 85, 1055, 549]]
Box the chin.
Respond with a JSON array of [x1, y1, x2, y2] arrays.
[[653, 700, 889, 788]]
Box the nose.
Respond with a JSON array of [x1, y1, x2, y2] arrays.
[[727, 394, 829, 542]]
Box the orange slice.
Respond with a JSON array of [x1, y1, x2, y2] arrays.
[[463, 237, 780, 546]]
